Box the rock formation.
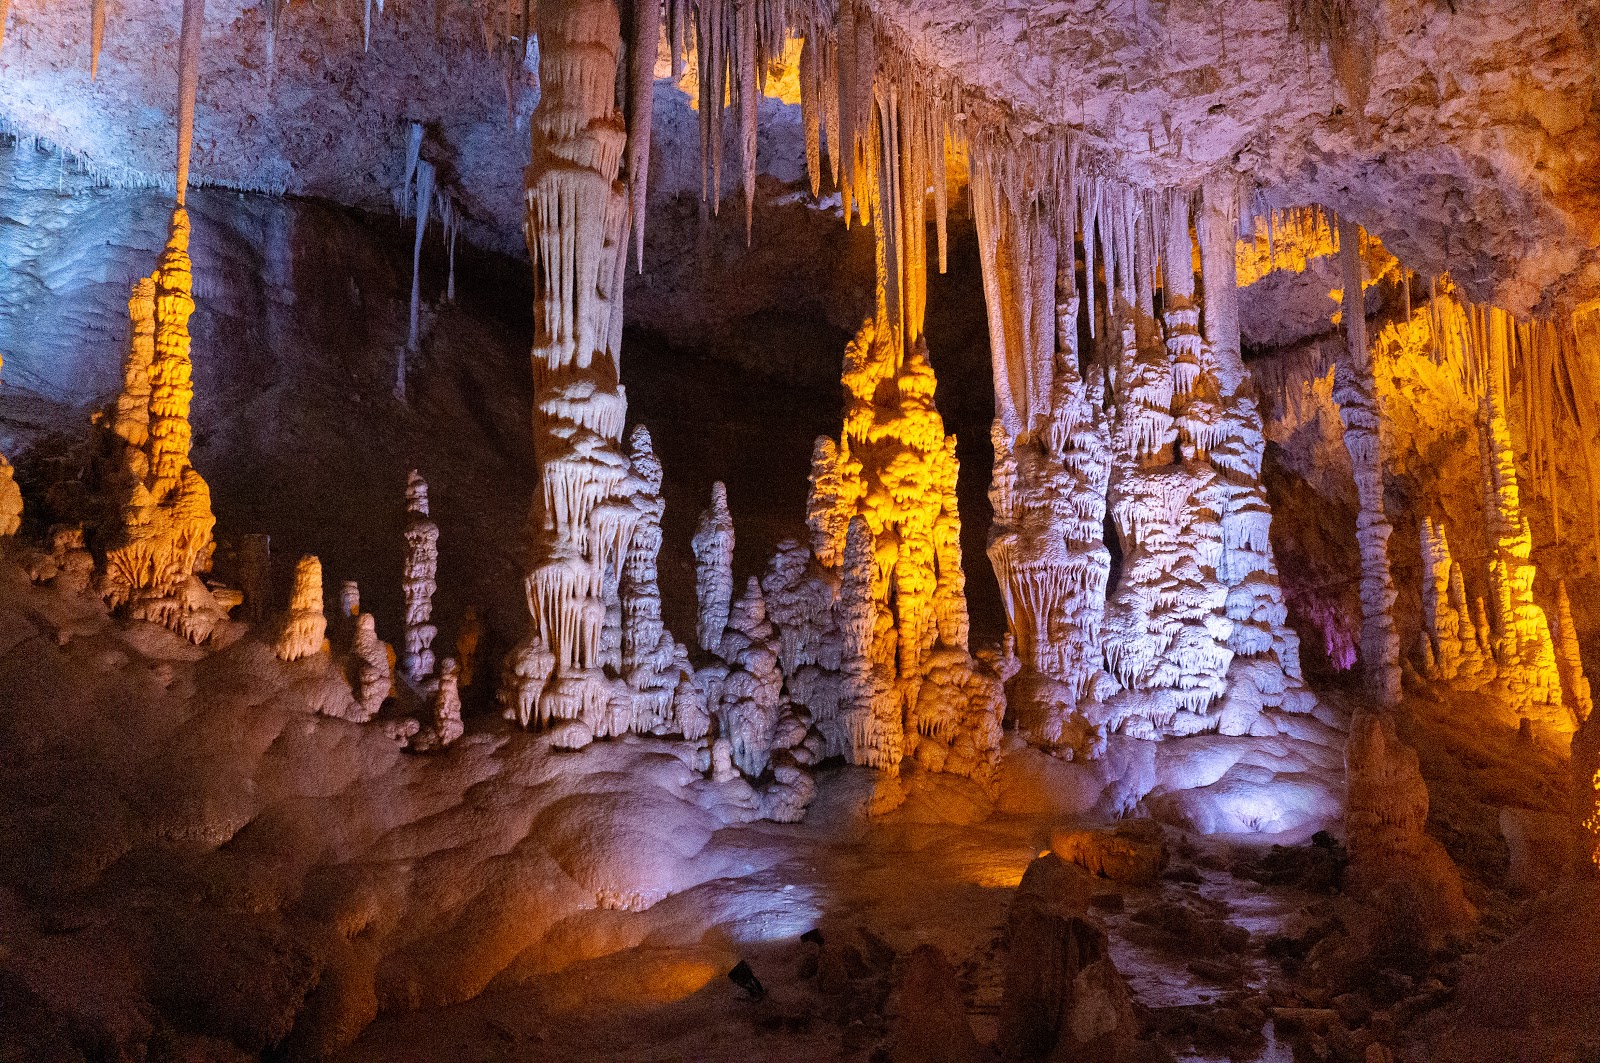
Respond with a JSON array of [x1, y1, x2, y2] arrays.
[[998, 853, 1138, 1061], [0, 354, 20, 537], [1418, 518, 1492, 687], [1475, 307, 1572, 739], [1344, 711, 1475, 937], [277, 555, 329, 662], [1333, 216, 1402, 706], [96, 209, 219, 639], [805, 313, 1002, 781], [347, 612, 393, 720], [692, 481, 736, 658], [1552, 581, 1593, 724], [520, 0, 641, 735], [401, 470, 440, 683]]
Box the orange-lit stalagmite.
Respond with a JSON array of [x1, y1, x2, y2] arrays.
[[97, 209, 221, 641]]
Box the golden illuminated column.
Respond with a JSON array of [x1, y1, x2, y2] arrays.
[[100, 210, 216, 615], [1334, 216, 1401, 707], [1477, 307, 1571, 737], [521, 0, 640, 736]]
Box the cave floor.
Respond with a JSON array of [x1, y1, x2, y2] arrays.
[[335, 767, 1310, 1063]]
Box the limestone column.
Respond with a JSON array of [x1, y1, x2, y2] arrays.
[[1334, 216, 1401, 707]]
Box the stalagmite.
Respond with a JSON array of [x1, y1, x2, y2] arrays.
[[693, 482, 736, 657], [348, 612, 393, 719], [432, 658, 464, 745], [1345, 711, 1476, 936], [620, 426, 683, 732], [277, 555, 328, 662], [521, 0, 643, 735], [1552, 581, 1592, 723], [0, 355, 21, 537], [805, 312, 999, 777], [98, 210, 219, 640], [401, 470, 440, 683], [1334, 216, 1402, 706]]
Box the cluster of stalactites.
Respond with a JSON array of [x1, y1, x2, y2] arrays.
[[802, 314, 1002, 780], [98, 208, 218, 635]]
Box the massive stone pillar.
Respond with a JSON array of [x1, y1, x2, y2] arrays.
[[1196, 184, 1319, 728], [1334, 216, 1402, 706], [521, 0, 641, 732]]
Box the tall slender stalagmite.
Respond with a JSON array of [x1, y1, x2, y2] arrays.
[[1334, 216, 1401, 706], [100, 210, 217, 628], [522, 0, 642, 732], [0, 354, 20, 536]]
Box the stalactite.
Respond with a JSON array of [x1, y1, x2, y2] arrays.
[[625, 0, 660, 269], [175, 0, 206, 205], [1334, 215, 1402, 707], [90, 0, 107, 79], [405, 159, 436, 383], [265, 0, 281, 66]]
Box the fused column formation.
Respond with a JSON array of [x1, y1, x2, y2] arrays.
[[521, 0, 642, 733], [1333, 216, 1402, 706], [1476, 308, 1572, 737], [805, 315, 1000, 779]]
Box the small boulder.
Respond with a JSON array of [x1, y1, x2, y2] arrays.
[[1051, 820, 1168, 885]]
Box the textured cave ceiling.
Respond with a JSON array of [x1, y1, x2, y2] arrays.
[[0, 0, 1596, 315]]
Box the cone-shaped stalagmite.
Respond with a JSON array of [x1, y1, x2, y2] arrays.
[[99, 210, 218, 636]]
